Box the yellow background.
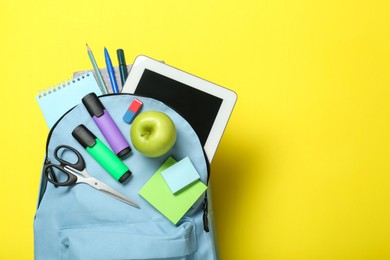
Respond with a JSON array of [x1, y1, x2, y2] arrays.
[[1, 0, 390, 259]]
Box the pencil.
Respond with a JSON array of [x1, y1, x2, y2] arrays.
[[86, 43, 108, 94]]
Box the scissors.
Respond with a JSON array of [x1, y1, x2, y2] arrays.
[[43, 145, 140, 209]]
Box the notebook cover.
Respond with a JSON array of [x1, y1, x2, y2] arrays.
[[36, 73, 102, 128]]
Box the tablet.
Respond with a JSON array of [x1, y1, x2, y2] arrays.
[[121, 55, 237, 162]]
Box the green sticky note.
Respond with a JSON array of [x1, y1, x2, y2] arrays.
[[139, 157, 207, 224]]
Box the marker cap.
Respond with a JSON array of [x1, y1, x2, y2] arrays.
[[72, 124, 96, 148], [117, 49, 126, 65], [82, 92, 104, 117]]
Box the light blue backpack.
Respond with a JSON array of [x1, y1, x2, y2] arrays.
[[34, 94, 219, 259]]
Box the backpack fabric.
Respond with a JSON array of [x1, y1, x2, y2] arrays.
[[34, 94, 219, 260]]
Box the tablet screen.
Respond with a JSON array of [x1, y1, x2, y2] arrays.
[[134, 69, 223, 146]]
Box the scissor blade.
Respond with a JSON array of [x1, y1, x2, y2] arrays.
[[83, 178, 140, 209]]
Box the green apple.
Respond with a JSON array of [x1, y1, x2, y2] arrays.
[[130, 111, 176, 158]]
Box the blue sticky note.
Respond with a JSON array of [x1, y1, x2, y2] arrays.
[[161, 157, 200, 194]]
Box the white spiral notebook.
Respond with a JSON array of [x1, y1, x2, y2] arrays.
[[36, 73, 102, 129]]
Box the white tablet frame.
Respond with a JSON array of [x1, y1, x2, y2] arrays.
[[121, 55, 237, 162]]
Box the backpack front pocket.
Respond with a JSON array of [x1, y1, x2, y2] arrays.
[[59, 219, 197, 260]]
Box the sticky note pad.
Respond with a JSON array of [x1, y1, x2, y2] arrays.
[[161, 157, 200, 194], [139, 157, 207, 224]]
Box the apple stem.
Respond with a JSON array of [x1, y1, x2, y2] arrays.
[[141, 131, 151, 138]]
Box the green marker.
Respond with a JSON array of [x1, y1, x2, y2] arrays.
[[72, 124, 131, 183]]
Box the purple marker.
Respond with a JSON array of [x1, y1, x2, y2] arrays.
[[82, 93, 131, 158]]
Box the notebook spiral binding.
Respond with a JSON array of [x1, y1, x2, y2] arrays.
[[37, 73, 93, 99]]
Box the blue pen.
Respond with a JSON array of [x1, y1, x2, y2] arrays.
[[104, 47, 119, 93]]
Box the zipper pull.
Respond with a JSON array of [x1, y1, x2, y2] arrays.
[[203, 192, 209, 232]]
